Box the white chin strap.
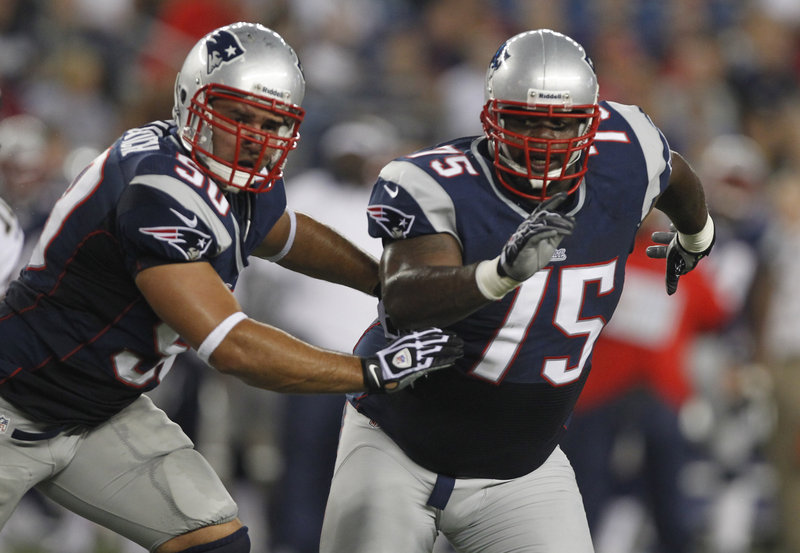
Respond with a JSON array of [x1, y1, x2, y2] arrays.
[[202, 154, 278, 192], [497, 142, 582, 190]]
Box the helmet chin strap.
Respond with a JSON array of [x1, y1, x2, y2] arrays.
[[202, 155, 273, 192], [496, 141, 583, 191]]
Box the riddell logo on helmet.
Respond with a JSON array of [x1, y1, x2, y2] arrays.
[[529, 89, 572, 105], [255, 84, 291, 100]]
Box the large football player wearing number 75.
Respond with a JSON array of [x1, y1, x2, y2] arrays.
[[321, 29, 714, 553]]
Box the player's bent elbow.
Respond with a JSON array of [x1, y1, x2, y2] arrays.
[[381, 294, 415, 329], [382, 297, 440, 330]]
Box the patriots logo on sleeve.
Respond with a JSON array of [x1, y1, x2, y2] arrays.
[[140, 208, 213, 261], [367, 205, 415, 239], [206, 30, 245, 74]]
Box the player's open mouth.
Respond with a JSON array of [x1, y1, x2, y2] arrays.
[[234, 155, 262, 170], [530, 157, 561, 173]]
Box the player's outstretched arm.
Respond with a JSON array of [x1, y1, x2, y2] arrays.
[[253, 210, 380, 297], [648, 151, 715, 295], [381, 193, 575, 329], [135, 261, 461, 392]]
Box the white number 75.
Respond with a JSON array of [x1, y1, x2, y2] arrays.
[[470, 260, 617, 385]]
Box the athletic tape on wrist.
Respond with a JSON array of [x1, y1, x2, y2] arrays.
[[677, 213, 714, 253], [265, 209, 297, 262], [197, 312, 248, 364], [475, 257, 520, 301]]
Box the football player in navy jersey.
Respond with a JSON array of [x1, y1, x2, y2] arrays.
[[0, 23, 462, 553], [320, 29, 715, 553]]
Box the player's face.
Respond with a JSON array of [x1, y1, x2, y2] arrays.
[[502, 113, 582, 176], [209, 98, 289, 172]]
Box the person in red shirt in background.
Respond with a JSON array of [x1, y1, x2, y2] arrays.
[[562, 210, 731, 553]]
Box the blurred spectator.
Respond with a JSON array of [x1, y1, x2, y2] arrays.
[[726, 9, 800, 170], [0, 113, 67, 274], [0, 0, 42, 119], [652, 31, 741, 160], [127, 0, 248, 125], [686, 133, 777, 553], [698, 134, 771, 355], [432, 19, 507, 140], [19, 38, 121, 149], [760, 166, 800, 553]]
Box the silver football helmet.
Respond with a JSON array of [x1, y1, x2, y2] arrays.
[[481, 29, 600, 201], [173, 22, 306, 193]]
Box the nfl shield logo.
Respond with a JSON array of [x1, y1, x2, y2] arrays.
[[0, 414, 9, 434]]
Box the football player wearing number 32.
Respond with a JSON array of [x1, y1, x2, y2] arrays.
[[320, 29, 714, 553], [0, 22, 462, 553]]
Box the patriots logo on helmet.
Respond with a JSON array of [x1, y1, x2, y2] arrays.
[[489, 43, 510, 71], [139, 225, 213, 261], [367, 205, 415, 239], [206, 30, 245, 75]]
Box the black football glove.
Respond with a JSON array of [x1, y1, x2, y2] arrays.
[[646, 227, 715, 295], [498, 192, 575, 281], [361, 328, 463, 393]]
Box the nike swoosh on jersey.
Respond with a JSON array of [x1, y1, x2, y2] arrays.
[[383, 183, 400, 198], [170, 207, 198, 228]]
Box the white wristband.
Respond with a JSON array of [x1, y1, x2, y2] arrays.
[[475, 257, 520, 300], [197, 312, 247, 364], [265, 209, 297, 262], [677, 214, 714, 253]]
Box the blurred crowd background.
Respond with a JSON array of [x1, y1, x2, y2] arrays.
[[2, 0, 800, 552]]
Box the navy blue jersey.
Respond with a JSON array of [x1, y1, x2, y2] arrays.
[[0, 120, 286, 426], [351, 101, 672, 478]]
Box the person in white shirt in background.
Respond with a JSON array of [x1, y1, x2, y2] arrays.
[[0, 113, 68, 281], [234, 115, 405, 553], [0, 195, 23, 292]]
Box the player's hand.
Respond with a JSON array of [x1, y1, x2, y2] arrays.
[[646, 227, 715, 295], [498, 192, 575, 281], [361, 328, 463, 393]]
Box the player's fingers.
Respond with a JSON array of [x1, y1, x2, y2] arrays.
[[649, 231, 674, 245], [522, 228, 559, 243], [646, 245, 667, 258], [666, 272, 679, 295], [538, 191, 568, 212], [542, 214, 575, 232]]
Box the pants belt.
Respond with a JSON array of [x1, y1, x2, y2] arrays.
[[11, 426, 66, 441]]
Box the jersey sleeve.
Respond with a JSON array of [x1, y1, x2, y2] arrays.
[[604, 101, 672, 221], [117, 163, 232, 274], [366, 159, 459, 245]]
